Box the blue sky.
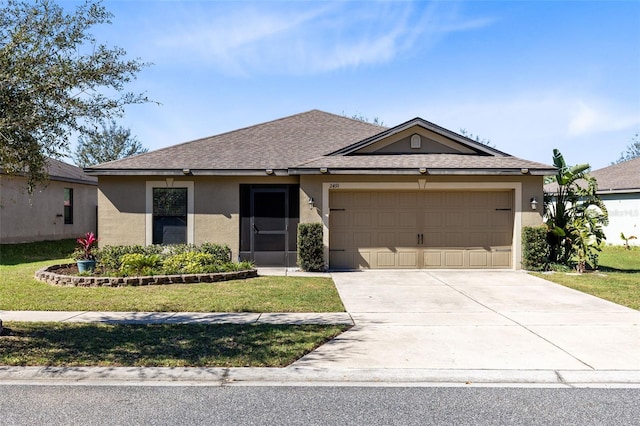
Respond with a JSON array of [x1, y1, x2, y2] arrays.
[[70, 0, 640, 170]]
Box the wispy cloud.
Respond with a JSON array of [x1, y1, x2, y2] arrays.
[[153, 1, 495, 76], [568, 100, 640, 136]]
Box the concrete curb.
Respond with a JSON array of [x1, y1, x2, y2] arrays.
[[1, 366, 639, 388]]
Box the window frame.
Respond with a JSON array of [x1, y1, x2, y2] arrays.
[[146, 180, 194, 245], [64, 187, 74, 224]]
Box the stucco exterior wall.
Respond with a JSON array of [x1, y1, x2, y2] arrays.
[[97, 176, 146, 246], [193, 176, 297, 259], [98, 175, 297, 259], [600, 193, 640, 246], [0, 175, 97, 243], [97, 173, 545, 268]]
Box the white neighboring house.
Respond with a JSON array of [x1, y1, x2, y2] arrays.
[[590, 157, 640, 246], [0, 158, 97, 243]]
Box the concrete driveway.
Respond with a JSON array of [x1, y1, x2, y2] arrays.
[[293, 270, 640, 370]]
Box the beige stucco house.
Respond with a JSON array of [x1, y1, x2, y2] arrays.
[[1, 158, 97, 243], [86, 110, 555, 269]]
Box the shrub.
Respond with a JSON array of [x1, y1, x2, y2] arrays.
[[199, 242, 232, 263], [297, 223, 324, 272], [93, 243, 238, 276], [548, 263, 572, 273], [221, 260, 254, 272], [163, 252, 218, 275], [95, 245, 149, 272], [522, 226, 549, 271], [119, 253, 162, 276]]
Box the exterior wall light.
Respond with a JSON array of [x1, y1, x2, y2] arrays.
[[521, 168, 529, 174], [308, 196, 315, 209], [182, 168, 191, 175], [419, 167, 427, 174], [320, 167, 328, 174], [530, 197, 538, 211], [265, 169, 274, 175]]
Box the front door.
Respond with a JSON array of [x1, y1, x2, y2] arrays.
[[250, 188, 288, 266]]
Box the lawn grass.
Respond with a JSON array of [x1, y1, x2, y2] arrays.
[[0, 322, 349, 367], [0, 241, 349, 367], [0, 240, 344, 312], [598, 245, 640, 272], [0, 239, 77, 265], [533, 246, 640, 310]]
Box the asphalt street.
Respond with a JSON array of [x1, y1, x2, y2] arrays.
[[1, 385, 639, 425]]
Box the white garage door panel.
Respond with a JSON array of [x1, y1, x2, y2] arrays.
[[329, 190, 513, 269]]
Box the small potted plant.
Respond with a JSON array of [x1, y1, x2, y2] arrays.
[[74, 232, 98, 273]]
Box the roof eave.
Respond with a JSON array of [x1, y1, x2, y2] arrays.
[[84, 169, 291, 177], [597, 188, 640, 195], [289, 168, 557, 176]]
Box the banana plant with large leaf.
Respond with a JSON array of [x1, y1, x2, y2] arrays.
[[544, 149, 608, 270]]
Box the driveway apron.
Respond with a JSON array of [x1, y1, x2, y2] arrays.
[[292, 270, 640, 370]]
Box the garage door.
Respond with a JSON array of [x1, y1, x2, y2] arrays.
[[329, 190, 513, 269]]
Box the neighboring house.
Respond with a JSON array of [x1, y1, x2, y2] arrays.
[[590, 158, 640, 246], [0, 158, 97, 243], [85, 110, 555, 270]]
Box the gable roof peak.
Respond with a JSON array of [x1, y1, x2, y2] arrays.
[[329, 116, 510, 157]]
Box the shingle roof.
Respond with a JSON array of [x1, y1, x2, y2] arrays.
[[293, 154, 554, 175], [90, 110, 385, 171], [86, 109, 555, 176], [590, 157, 640, 193], [544, 157, 640, 194], [47, 158, 97, 184], [1, 158, 97, 185]]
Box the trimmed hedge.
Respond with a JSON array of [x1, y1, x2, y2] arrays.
[[297, 223, 325, 272], [522, 226, 549, 271]]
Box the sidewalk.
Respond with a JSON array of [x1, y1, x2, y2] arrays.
[[0, 310, 353, 325]]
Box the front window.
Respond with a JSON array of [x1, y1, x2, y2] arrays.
[[152, 188, 187, 245], [64, 188, 73, 224]]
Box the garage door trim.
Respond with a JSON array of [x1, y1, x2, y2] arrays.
[[322, 181, 523, 270]]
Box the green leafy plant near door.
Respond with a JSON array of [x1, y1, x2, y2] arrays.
[[544, 149, 608, 272], [298, 223, 324, 272]]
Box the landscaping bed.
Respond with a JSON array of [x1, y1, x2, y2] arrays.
[[1, 240, 345, 312], [35, 263, 257, 287]]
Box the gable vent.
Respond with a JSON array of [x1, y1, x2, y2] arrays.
[[410, 134, 421, 149]]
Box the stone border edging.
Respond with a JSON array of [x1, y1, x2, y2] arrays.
[[35, 263, 258, 287]]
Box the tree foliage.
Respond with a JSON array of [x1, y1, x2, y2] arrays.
[[544, 149, 608, 272], [0, 0, 151, 190], [459, 128, 494, 147], [343, 111, 385, 126], [73, 119, 147, 167], [613, 133, 640, 164]]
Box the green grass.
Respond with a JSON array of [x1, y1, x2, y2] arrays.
[[533, 246, 640, 310], [598, 245, 640, 272], [0, 239, 77, 265], [0, 240, 344, 312], [0, 240, 349, 367], [0, 322, 349, 367]]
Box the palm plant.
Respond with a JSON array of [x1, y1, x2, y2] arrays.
[[544, 149, 608, 270]]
